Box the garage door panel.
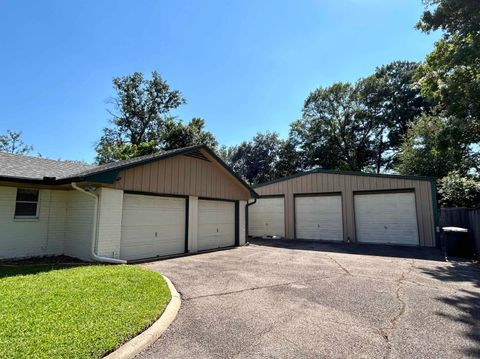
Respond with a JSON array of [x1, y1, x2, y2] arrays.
[[248, 197, 285, 237], [120, 194, 186, 260], [198, 200, 235, 251], [354, 192, 419, 245], [295, 195, 343, 241]]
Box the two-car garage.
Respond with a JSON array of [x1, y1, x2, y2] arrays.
[[120, 194, 237, 261], [249, 170, 437, 247], [87, 146, 256, 262]]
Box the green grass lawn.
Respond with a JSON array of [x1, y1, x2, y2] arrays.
[[0, 264, 171, 359]]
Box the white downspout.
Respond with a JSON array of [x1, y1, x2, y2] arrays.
[[71, 183, 127, 264]]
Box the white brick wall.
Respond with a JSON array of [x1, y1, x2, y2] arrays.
[[96, 188, 123, 258], [239, 200, 247, 245], [188, 196, 199, 252], [0, 186, 68, 259], [63, 190, 94, 261]]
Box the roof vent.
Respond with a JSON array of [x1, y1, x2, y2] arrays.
[[184, 151, 210, 162]]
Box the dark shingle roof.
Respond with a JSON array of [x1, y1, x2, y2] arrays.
[[0, 152, 96, 181], [0, 146, 200, 181], [0, 145, 257, 197], [70, 146, 198, 178]]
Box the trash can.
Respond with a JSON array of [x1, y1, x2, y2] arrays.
[[442, 226, 473, 259]]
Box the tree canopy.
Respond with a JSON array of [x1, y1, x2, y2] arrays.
[[415, 0, 480, 141], [95, 72, 217, 164], [0, 130, 33, 155]]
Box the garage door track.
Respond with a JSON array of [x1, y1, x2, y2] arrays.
[[137, 239, 480, 358]]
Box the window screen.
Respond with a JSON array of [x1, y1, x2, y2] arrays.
[[15, 189, 39, 217]]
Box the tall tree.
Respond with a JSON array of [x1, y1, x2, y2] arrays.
[[161, 117, 217, 151], [0, 130, 33, 155], [297, 82, 376, 171], [95, 72, 216, 164], [415, 0, 480, 140], [396, 113, 478, 178], [227, 132, 282, 184], [357, 61, 432, 172]]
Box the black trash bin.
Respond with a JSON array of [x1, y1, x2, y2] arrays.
[[442, 226, 474, 259]]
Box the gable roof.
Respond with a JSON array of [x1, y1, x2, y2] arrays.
[[253, 168, 435, 188], [0, 145, 257, 197]]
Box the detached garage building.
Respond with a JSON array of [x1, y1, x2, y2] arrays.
[[0, 145, 256, 262], [249, 170, 438, 247]]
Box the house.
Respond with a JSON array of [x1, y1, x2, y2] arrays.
[[249, 170, 438, 247], [0, 145, 257, 262]]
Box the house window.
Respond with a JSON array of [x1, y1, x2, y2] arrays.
[[15, 189, 39, 218]]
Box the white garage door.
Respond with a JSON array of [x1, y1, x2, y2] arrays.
[[295, 195, 343, 241], [120, 194, 186, 260], [198, 200, 235, 251], [248, 197, 285, 238], [354, 192, 419, 245]]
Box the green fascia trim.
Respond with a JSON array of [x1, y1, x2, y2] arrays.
[[84, 170, 120, 184], [253, 168, 435, 188]]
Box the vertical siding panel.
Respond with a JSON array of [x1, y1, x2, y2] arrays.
[[212, 165, 219, 198], [133, 167, 143, 190], [191, 159, 198, 196], [179, 158, 186, 194], [202, 162, 208, 196], [173, 159, 180, 194], [183, 157, 191, 193], [203, 162, 210, 197], [157, 160, 166, 193], [149, 161, 158, 192], [142, 164, 151, 192]]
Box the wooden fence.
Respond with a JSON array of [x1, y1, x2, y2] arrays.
[[439, 207, 480, 259]]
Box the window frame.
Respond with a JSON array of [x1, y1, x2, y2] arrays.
[[14, 188, 40, 220]]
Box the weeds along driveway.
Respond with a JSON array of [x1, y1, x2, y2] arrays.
[[137, 239, 480, 359]]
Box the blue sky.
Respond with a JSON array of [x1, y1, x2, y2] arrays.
[[0, 0, 439, 163]]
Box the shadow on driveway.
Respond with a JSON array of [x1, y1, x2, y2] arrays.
[[419, 261, 480, 357], [249, 237, 446, 261]]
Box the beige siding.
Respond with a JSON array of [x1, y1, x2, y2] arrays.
[[114, 151, 251, 201], [0, 186, 68, 259], [254, 172, 437, 247]]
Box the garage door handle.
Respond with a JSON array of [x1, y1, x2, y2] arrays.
[[155, 232, 157, 237]]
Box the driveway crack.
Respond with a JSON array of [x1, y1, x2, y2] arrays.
[[379, 259, 415, 358], [325, 254, 353, 276], [183, 275, 339, 301]]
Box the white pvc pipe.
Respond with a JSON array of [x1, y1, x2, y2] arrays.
[[71, 183, 127, 264]]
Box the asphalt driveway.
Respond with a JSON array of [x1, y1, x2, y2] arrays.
[[137, 239, 480, 358]]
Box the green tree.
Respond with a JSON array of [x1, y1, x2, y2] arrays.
[[297, 82, 376, 171], [438, 171, 480, 208], [95, 72, 216, 164], [274, 139, 301, 178], [415, 0, 480, 140], [357, 61, 432, 172], [227, 132, 282, 184], [0, 130, 33, 155], [161, 117, 217, 151], [396, 114, 478, 178]]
